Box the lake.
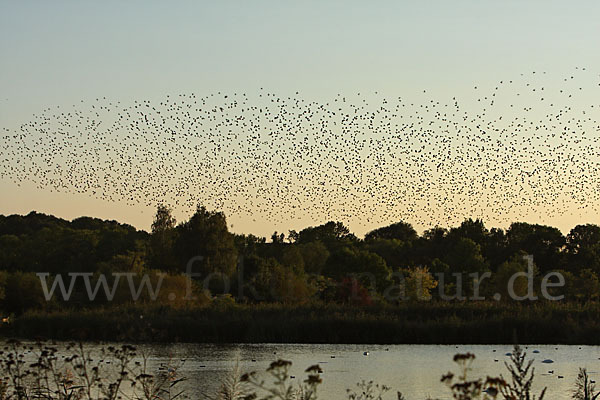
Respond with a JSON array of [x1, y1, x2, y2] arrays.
[[16, 342, 600, 399]]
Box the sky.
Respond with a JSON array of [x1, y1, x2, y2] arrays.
[[1, 0, 600, 237]]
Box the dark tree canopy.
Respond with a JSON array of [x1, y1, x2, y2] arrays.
[[296, 221, 357, 245], [506, 222, 565, 272], [365, 221, 418, 243], [174, 205, 238, 277], [448, 218, 488, 246], [148, 204, 178, 271], [2, 208, 600, 313]]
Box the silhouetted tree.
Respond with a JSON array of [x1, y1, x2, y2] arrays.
[[365, 221, 418, 242], [566, 224, 600, 274], [175, 205, 238, 280], [148, 204, 178, 271], [296, 221, 356, 245], [507, 222, 565, 273]]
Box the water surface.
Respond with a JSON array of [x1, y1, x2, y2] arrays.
[[31, 343, 600, 399]]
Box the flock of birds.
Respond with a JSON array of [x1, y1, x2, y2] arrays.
[[1, 68, 600, 230]]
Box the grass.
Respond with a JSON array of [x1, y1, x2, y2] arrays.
[[3, 301, 600, 344]]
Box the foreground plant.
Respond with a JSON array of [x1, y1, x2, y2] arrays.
[[573, 368, 600, 400], [130, 353, 186, 400], [500, 344, 546, 400], [0, 339, 186, 400], [240, 360, 322, 400], [441, 353, 508, 399], [346, 380, 390, 400], [203, 362, 249, 400]]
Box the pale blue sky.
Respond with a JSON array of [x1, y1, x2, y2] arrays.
[[3, 1, 598, 107], [1, 0, 600, 235]]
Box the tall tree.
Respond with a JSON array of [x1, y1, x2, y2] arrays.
[[443, 237, 488, 274], [566, 224, 600, 273], [175, 205, 238, 279], [296, 221, 356, 245], [448, 218, 488, 246], [364, 221, 418, 243], [149, 204, 178, 271], [506, 222, 565, 273]]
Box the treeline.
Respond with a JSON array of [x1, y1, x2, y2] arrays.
[[1, 207, 600, 315], [0, 212, 147, 273]]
